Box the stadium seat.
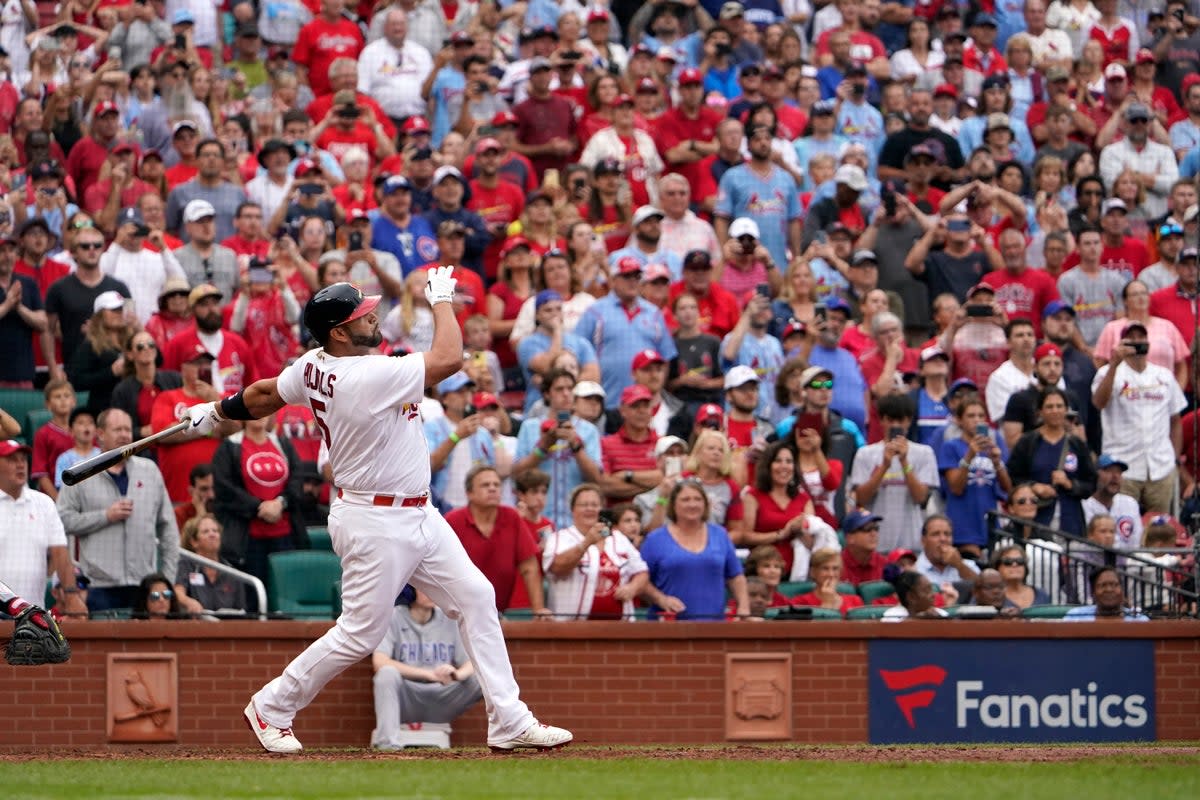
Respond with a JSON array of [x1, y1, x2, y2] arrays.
[[307, 527, 332, 551], [857, 580, 895, 603], [504, 607, 535, 620], [0, 390, 48, 443], [777, 580, 814, 598], [267, 551, 342, 619], [1021, 604, 1079, 619], [837, 581, 856, 595], [845, 605, 891, 620], [26, 409, 52, 442]]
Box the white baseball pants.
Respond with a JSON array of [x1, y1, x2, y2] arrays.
[[252, 501, 537, 745]]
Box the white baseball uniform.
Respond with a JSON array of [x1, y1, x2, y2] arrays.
[[250, 346, 537, 746]]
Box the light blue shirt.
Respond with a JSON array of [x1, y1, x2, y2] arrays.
[[958, 115, 1035, 165], [516, 330, 598, 412], [515, 413, 602, 530], [1170, 119, 1200, 157], [720, 330, 785, 419], [806, 344, 868, 432], [1063, 606, 1150, 621], [835, 102, 886, 171], [715, 163, 801, 270], [430, 66, 466, 147], [574, 295, 678, 408], [793, 136, 848, 190]]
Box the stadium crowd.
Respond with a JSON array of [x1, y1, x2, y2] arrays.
[[2, 0, 1199, 628]]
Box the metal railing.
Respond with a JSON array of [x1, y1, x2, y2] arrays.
[[985, 511, 1199, 618], [183, 552, 269, 621]]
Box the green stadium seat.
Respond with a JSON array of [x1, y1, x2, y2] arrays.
[[845, 605, 891, 620], [306, 527, 332, 551], [777, 580, 814, 598], [1021, 604, 1079, 619], [0, 389, 47, 443], [267, 551, 342, 619], [836, 581, 856, 595], [26, 409, 52, 442], [857, 580, 896, 603], [504, 607, 535, 620]]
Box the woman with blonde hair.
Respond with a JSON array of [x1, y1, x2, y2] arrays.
[[566, 220, 609, 297], [516, 192, 565, 256], [643, 430, 746, 536], [66, 298, 138, 412], [381, 270, 435, 354], [790, 548, 863, 615], [1111, 168, 1150, 240], [174, 514, 249, 615], [770, 257, 821, 337]]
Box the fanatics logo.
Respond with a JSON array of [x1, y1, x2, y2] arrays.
[[878, 665, 948, 728]]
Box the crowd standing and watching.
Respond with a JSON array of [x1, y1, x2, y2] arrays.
[[1, 0, 1198, 629]]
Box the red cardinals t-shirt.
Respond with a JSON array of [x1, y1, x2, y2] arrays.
[[468, 179, 526, 280], [588, 551, 624, 619], [655, 105, 724, 193], [151, 390, 219, 503], [162, 327, 258, 395], [316, 125, 380, 169], [293, 18, 364, 97], [1061, 237, 1150, 281], [241, 435, 291, 539], [983, 268, 1060, 337]]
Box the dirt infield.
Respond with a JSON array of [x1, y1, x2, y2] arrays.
[[1, 744, 1196, 763]]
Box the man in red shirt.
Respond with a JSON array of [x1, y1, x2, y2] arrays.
[[65, 100, 121, 200], [654, 68, 723, 193], [983, 228, 1060, 337], [667, 250, 740, 338], [444, 465, 548, 615], [759, 66, 807, 140], [419, 221, 486, 328], [149, 349, 235, 503], [961, 13, 1007, 75], [164, 121, 200, 191], [1150, 246, 1200, 352], [221, 202, 271, 259], [304, 56, 396, 140], [84, 142, 155, 227], [1061, 198, 1149, 280], [14, 217, 68, 298], [512, 56, 577, 180], [314, 90, 394, 169], [814, 0, 888, 75], [162, 284, 258, 396], [599, 384, 662, 502], [467, 138, 525, 280], [839, 508, 886, 585], [293, 0, 364, 97]]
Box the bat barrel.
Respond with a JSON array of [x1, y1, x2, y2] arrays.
[[60, 419, 192, 486]]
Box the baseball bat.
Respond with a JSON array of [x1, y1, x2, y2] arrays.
[[61, 419, 191, 486]]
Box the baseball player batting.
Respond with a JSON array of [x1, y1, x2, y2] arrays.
[[185, 269, 571, 754]]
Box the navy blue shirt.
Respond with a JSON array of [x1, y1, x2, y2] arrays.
[[0, 273, 42, 383]]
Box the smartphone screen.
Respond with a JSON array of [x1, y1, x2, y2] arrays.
[[755, 283, 771, 299], [814, 303, 827, 323], [888, 426, 905, 440], [975, 424, 989, 438], [556, 410, 570, 423]]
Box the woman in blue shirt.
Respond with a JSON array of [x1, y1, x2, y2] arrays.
[[939, 397, 1012, 559], [640, 480, 749, 621]]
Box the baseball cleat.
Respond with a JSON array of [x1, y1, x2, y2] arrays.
[[244, 702, 304, 754], [489, 723, 573, 752]]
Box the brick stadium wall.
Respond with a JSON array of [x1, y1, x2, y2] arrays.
[[1, 621, 1197, 748]]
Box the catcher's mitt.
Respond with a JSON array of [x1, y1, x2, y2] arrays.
[[4, 606, 71, 666]]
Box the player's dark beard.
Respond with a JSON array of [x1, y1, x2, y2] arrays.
[[349, 329, 383, 348]]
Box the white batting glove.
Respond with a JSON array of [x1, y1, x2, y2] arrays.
[[183, 402, 222, 436], [425, 265, 458, 306]]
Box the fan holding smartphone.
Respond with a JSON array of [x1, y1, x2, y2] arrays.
[[940, 395, 1012, 558]]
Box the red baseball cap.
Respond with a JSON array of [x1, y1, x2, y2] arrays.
[[346, 207, 369, 222], [933, 83, 958, 99], [615, 256, 642, 276], [500, 236, 531, 258], [696, 403, 724, 426], [294, 158, 322, 178], [609, 93, 634, 108], [491, 110, 518, 128], [678, 68, 703, 86], [636, 77, 659, 94], [1035, 342, 1063, 361], [471, 391, 499, 409], [475, 137, 503, 155], [586, 8, 608, 23], [402, 116, 431, 134], [1184, 74, 1200, 95], [1135, 48, 1156, 65], [0, 439, 31, 457], [887, 549, 916, 565], [620, 384, 654, 405], [94, 100, 120, 116], [631, 349, 666, 371]]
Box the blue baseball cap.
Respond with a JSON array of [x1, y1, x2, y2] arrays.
[[842, 508, 883, 534], [949, 377, 978, 395], [382, 175, 412, 196], [1097, 454, 1129, 471], [437, 372, 474, 394], [172, 8, 195, 24], [117, 206, 150, 235], [535, 289, 562, 309], [823, 296, 852, 317], [1042, 299, 1076, 318]]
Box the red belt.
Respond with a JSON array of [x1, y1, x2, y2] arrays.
[[337, 489, 428, 507]]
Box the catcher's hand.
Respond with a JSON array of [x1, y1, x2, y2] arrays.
[[5, 605, 71, 666]]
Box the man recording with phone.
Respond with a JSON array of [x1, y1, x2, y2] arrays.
[[1092, 321, 1187, 515]]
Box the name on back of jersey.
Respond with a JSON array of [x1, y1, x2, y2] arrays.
[[303, 362, 336, 399]]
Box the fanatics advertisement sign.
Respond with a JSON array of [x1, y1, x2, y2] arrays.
[[868, 640, 1155, 744]]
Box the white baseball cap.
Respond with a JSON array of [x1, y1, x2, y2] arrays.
[[573, 380, 606, 400], [654, 435, 687, 458], [724, 365, 759, 390], [632, 205, 664, 226], [835, 164, 868, 192], [93, 290, 125, 314], [184, 199, 216, 223], [729, 217, 760, 240]]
